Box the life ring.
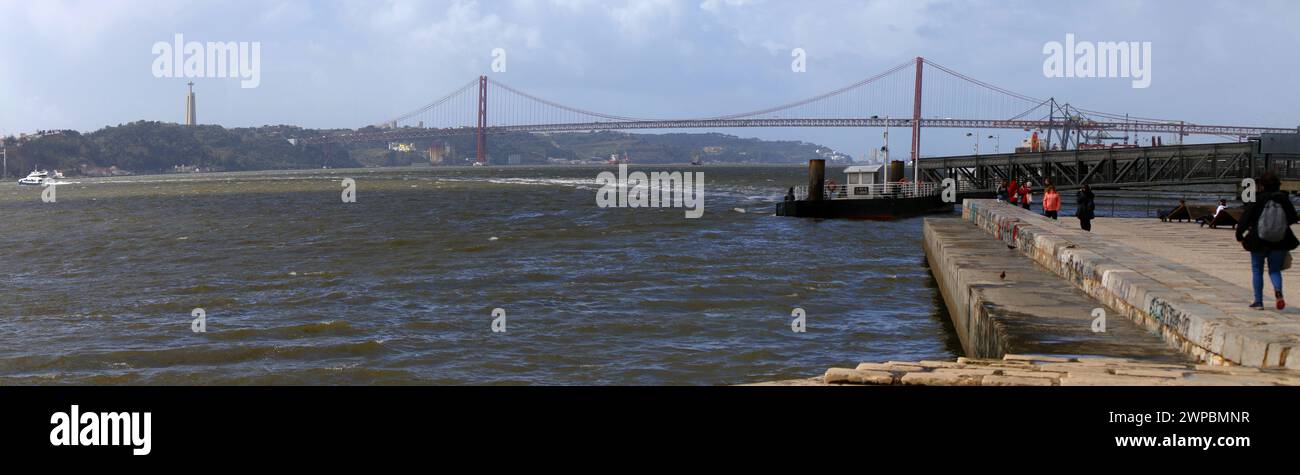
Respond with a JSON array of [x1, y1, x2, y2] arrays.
[[826, 179, 838, 193]]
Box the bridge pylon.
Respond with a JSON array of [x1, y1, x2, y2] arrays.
[[477, 75, 487, 164], [910, 57, 923, 183]]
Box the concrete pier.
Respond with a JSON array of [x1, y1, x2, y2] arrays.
[[960, 199, 1300, 369], [923, 217, 1188, 362], [773, 199, 1300, 386]]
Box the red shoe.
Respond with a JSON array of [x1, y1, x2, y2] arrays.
[[1277, 291, 1286, 311]]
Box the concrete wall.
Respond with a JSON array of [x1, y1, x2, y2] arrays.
[[924, 217, 1190, 362], [923, 219, 1007, 358]]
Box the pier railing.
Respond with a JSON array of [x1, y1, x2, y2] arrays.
[[915, 139, 1300, 191], [794, 181, 948, 200]]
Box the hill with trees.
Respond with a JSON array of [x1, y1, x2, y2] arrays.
[[2, 121, 843, 176]]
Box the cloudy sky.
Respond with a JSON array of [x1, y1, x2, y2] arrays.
[[1, 0, 1297, 156]]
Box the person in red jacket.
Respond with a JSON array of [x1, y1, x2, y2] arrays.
[[1008, 178, 1019, 204], [1018, 182, 1032, 210], [1042, 185, 1061, 219]]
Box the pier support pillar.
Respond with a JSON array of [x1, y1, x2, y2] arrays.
[[808, 159, 825, 201]]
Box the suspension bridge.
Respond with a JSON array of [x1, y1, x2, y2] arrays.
[[299, 57, 1298, 186]]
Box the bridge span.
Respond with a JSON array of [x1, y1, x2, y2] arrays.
[[298, 57, 1298, 166]]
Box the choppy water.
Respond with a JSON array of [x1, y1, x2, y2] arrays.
[[0, 165, 968, 385]]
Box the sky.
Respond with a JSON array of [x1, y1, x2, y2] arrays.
[[1, 0, 1298, 157]]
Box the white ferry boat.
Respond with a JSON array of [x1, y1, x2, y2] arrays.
[[17, 169, 49, 186]]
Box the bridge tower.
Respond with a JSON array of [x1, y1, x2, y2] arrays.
[[477, 75, 487, 164], [910, 57, 923, 182]]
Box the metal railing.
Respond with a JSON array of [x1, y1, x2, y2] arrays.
[[794, 181, 955, 200]]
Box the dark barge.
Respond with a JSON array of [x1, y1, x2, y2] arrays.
[[776, 159, 956, 220]]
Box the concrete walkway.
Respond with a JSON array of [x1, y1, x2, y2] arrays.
[[1087, 217, 1300, 306]]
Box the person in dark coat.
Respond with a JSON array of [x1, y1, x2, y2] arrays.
[[1235, 172, 1299, 310], [1076, 184, 1096, 231]]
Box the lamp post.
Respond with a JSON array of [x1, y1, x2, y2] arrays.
[[883, 116, 890, 164], [988, 134, 1000, 154]]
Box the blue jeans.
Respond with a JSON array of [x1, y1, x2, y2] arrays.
[[1250, 250, 1286, 304]]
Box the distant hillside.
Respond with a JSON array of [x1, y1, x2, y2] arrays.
[[5, 122, 353, 175], [2, 122, 843, 175], [546, 131, 830, 164]]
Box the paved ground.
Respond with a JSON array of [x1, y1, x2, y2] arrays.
[[1086, 218, 1300, 308], [747, 354, 1300, 386]]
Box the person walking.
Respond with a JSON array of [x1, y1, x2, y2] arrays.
[[1018, 181, 1032, 210], [1008, 177, 1019, 204], [1076, 184, 1096, 231], [1042, 185, 1061, 220], [1235, 172, 1299, 310]]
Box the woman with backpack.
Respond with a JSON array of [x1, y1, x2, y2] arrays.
[[1235, 172, 1299, 310]]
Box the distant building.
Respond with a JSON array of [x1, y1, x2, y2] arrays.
[[184, 82, 196, 125]]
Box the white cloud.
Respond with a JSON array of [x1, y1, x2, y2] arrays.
[[408, 1, 541, 51], [260, 0, 317, 27], [699, 0, 754, 14], [699, 0, 940, 60], [0, 0, 183, 58], [606, 0, 683, 41]]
